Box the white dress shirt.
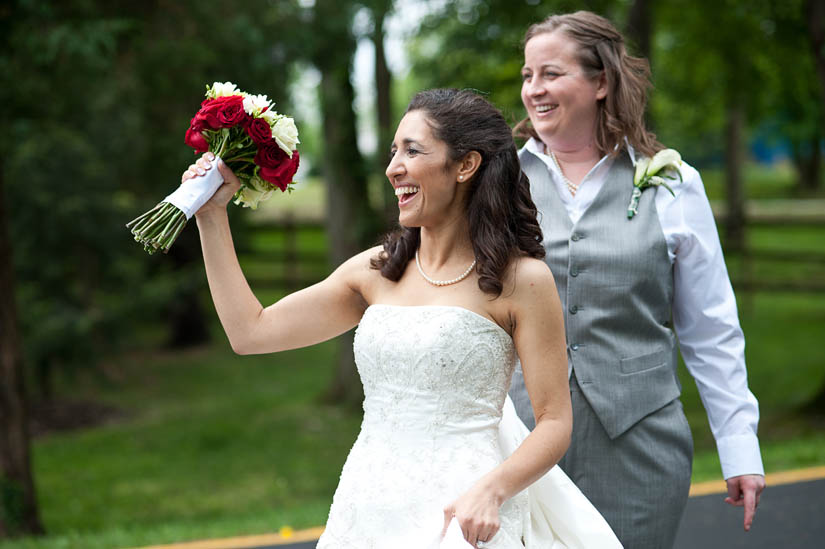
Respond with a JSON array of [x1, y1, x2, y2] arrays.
[[525, 138, 764, 480]]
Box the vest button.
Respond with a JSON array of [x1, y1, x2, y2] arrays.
[[570, 267, 579, 277], [571, 233, 580, 242], [569, 305, 578, 314], [571, 343, 580, 351]]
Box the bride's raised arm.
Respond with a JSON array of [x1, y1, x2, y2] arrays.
[[187, 152, 371, 355]]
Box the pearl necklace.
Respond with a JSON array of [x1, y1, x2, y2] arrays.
[[549, 150, 581, 196], [415, 250, 477, 286]]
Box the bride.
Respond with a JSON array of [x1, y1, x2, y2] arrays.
[[185, 88, 620, 548]]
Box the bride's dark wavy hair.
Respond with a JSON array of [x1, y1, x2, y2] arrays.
[[370, 88, 545, 297]]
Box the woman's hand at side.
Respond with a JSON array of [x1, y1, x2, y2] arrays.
[[181, 151, 242, 218], [442, 481, 501, 548]]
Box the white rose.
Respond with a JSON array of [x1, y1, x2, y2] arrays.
[[271, 116, 300, 156], [243, 94, 272, 116], [234, 179, 274, 209], [206, 81, 242, 99], [260, 109, 281, 126]]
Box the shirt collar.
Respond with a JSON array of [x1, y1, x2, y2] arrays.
[[523, 136, 637, 165]]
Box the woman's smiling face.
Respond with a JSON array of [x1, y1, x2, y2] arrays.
[[521, 30, 607, 151], [386, 110, 466, 228]]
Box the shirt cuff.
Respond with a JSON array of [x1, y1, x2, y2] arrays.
[[717, 433, 765, 479]]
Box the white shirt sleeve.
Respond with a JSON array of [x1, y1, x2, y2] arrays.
[[657, 162, 764, 479]]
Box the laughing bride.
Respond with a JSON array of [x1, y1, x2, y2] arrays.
[[184, 88, 621, 548]]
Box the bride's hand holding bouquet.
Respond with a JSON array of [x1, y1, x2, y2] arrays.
[[182, 152, 241, 219], [127, 81, 299, 254]]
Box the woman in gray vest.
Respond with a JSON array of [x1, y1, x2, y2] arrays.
[[507, 11, 765, 548]]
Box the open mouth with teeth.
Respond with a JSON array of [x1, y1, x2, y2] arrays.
[[395, 185, 420, 205], [534, 104, 558, 114]]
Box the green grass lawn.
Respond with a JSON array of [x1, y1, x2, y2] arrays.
[[3, 209, 824, 549], [680, 292, 825, 480], [1, 341, 361, 549]]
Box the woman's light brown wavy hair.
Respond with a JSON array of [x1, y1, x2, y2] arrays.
[[371, 88, 545, 297], [513, 10, 663, 157]]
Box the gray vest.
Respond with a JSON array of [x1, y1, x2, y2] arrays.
[[517, 149, 680, 439]]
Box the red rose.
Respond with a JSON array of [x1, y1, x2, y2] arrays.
[[185, 127, 209, 154], [254, 140, 287, 168], [194, 96, 245, 130], [193, 99, 222, 130], [245, 118, 272, 144], [217, 96, 249, 127], [257, 148, 299, 191], [189, 114, 205, 132]]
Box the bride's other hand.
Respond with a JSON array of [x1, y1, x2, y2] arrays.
[[181, 152, 242, 217], [442, 483, 501, 548]]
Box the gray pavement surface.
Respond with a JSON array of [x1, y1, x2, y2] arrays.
[[243, 478, 825, 549], [674, 478, 824, 549]]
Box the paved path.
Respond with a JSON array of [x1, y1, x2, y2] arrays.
[[136, 467, 825, 549], [675, 478, 825, 549]]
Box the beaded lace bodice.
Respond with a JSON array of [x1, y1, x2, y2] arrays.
[[317, 304, 528, 549]]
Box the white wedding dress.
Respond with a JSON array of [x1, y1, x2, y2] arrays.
[[316, 304, 621, 549]]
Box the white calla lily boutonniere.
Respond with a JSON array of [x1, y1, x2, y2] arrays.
[[628, 148, 683, 219]]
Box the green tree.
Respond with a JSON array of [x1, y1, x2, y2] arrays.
[[280, 0, 381, 406], [0, 2, 43, 536], [2, 0, 298, 400], [654, 1, 783, 251], [655, 0, 825, 248], [0, 157, 43, 538], [409, 0, 624, 125], [364, 0, 397, 226]]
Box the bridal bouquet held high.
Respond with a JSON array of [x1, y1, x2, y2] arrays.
[[127, 82, 300, 254]]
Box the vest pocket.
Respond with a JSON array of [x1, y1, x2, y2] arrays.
[[619, 347, 671, 374]]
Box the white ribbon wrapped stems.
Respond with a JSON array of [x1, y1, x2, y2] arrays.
[[163, 156, 225, 220]]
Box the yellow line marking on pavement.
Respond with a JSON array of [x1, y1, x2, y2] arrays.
[[128, 526, 325, 549], [689, 464, 825, 496], [130, 466, 825, 549]]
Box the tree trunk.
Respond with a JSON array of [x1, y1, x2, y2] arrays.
[[626, 0, 652, 61], [0, 158, 44, 538], [166, 228, 211, 349], [318, 64, 371, 407], [804, 383, 825, 415], [800, 0, 825, 408], [313, 0, 377, 406], [373, 0, 395, 229], [807, 0, 825, 109], [791, 135, 822, 193], [724, 102, 746, 253], [626, 0, 655, 130]]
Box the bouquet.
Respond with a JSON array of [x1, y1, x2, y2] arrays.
[[126, 81, 300, 254]]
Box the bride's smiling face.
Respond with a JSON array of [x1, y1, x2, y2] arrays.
[[386, 110, 466, 228]]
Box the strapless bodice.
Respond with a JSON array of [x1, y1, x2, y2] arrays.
[[355, 304, 515, 439]]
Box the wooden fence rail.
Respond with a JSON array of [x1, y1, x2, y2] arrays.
[[244, 214, 825, 294]]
